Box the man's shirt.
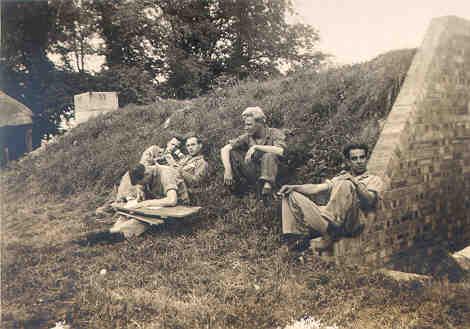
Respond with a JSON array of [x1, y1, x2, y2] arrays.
[[140, 145, 164, 166], [140, 145, 187, 166], [177, 154, 209, 186], [326, 171, 384, 210], [230, 127, 287, 153]]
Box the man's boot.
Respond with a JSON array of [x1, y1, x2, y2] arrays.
[[261, 181, 274, 205], [82, 230, 125, 246], [314, 222, 343, 252]]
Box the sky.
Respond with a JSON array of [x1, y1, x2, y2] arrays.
[[54, 1, 470, 71], [293, 0, 470, 64]]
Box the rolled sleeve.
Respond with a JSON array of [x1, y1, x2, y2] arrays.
[[140, 145, 163, 166], [271, 129, 287, 150], [365, 176, 384, 199], [324, 179, 334, 194]]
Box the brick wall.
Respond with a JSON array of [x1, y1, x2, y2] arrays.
[[332, 16, 470, 267]]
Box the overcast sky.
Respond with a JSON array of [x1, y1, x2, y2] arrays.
[[293, 0, 470, 64]]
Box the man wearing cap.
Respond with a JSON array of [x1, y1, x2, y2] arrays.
[[278, 143, 383, 252], [221, 106, 286, 200]]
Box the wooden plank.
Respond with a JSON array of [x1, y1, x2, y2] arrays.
[[113, 205, 202, 219], [116, 211, 165, 226]]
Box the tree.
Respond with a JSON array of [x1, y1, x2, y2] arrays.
[[49, 0, 99, 73], [157, 0, 326, 97], [0, 1, 106, 143], [1, 0, 326, 143], [84, 0, 326, 99], [1, 1, 58, 143]]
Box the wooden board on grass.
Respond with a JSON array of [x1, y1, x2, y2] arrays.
[[113, 205, 202, 225], [116, 211, 166, 226]]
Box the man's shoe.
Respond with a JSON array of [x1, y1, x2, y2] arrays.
[[313, 236, 334, 252], [344, 223, 365, 237], [281, 233, 311, 252], [262, 182, 274, 205], [83, 230, 125, 246], [326, 222, 344, 241]]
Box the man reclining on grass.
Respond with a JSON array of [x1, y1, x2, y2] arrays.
[[278, 143, 383, 252], [221, 106, 286, 202], [85, 162, 190, 244], [96, 135, 207, 216], [174, 136, 209, 187]]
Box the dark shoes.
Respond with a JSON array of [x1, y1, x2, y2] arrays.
[[281, 233, 312, 253], [75, 230, 125, 246], [344, 223, 365, 238], [314, 223, 366, 252], [312, 236, 334, 252]]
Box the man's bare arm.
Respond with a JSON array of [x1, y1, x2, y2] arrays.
[[221, 144, 234, 185], [253, 145, 284, 156], [136, 189, 178, 208], [278, 183, 330, 196]]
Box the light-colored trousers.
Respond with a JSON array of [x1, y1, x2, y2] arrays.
[[110, 217, 149, 238], [282, 180, 361, 236]]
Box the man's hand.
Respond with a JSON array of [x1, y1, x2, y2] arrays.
[[277, 185, 297, 196], [244, 145, 258, 163], [224, 170, 234, 185], [135, 188, 145, 202], [164, 153, 177, 166]]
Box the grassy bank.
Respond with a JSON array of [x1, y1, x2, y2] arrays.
[[3, 49, 470, 329]]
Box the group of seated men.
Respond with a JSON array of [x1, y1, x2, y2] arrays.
[[89, 106, 383, 252]]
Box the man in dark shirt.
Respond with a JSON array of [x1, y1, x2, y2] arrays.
[[220, 106, 286, 200]]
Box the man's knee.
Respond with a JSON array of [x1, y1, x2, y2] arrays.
[[260, 151, 279, 163], [288, 190, 307, 205]]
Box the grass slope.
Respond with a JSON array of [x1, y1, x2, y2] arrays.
[[2, 49, 470, 329]]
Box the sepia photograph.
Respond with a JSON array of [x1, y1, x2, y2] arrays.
[[1, 0, 470, 328]]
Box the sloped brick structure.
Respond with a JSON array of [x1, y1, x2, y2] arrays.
[[331, 16, 470, 266]]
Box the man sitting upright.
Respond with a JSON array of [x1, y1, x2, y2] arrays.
[[221, 106, 286, 199], [278, 143, 383, 252]]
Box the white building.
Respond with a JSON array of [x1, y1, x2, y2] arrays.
[[65, 91, 119, 129]]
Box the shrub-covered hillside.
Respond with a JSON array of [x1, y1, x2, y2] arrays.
[[6, 49, 414, 201], [4, 49, 469, 329]]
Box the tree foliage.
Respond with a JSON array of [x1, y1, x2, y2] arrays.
[[55, 0, 326, 98], [1, 1, 61, 143], [1, 0, 325, 143]]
